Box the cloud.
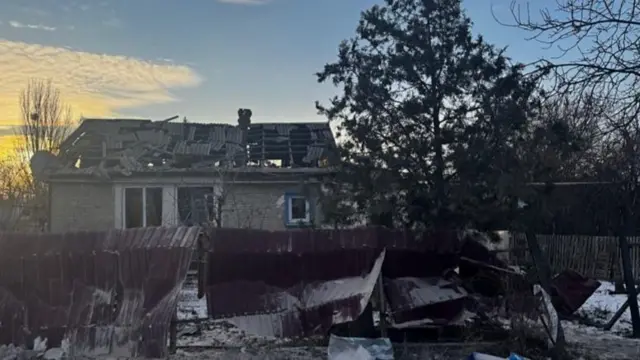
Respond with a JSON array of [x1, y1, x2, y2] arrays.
[[102, 17, 123, 28], [0, 39, 202, 126], [20, 7, 50, 18], [217, 0, 271, 4], [9, 21, 56, 32]]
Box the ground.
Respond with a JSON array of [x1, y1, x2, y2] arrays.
[[174, 278, 640, 359]]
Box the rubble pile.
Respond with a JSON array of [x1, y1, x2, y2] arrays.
[[0, 344, 65, 360]]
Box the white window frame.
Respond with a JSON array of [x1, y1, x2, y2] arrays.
[[114, 181, 222, 229], [124, 186, 163, 228], [287, 195, 311, 225], [115, 184, 176, 229]]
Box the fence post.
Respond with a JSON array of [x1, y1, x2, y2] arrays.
[[525, 231, 565, 359], [618, 201, 640, 337], [169, 310, 177, 354], [377, 273, 387, 338]]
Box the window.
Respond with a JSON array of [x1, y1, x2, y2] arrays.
[[284, 193, 311, 226], [124, 187, 163, 228], [177, 187, 217, 225]]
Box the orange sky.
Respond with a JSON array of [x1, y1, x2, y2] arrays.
[[0, 38, 202, 158]]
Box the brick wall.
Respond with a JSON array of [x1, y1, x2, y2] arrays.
[[49, 182, 115, 232]]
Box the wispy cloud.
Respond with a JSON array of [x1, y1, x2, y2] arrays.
[[20, 6, 50, 18], [102, 17, 123, 28], [217, 0, 271, 5], [9, 21, 56, 32], [0, 39, 202, 125]]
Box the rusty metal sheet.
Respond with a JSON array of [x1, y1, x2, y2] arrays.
[[550, 269, 601, 316], [0, 226, 200, 358], [205, 227, 461, 337]]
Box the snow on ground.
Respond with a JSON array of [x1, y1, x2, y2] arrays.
[[177, 281, 207, 321], [575, 281, 631, 334], [555, 280, 640, 358], [176, 277, 296, 348]]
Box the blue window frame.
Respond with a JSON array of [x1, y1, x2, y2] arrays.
[[284, 192, 312, 227]]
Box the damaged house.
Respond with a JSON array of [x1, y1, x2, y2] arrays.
[[32, 110, 338, 232]]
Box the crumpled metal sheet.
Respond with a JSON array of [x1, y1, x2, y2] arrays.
[[205, 227, 462, 337], [208, 249, 386, 338], [384, 277, 468, 325], [0, 227, 200, 358], [550, 269, 601, 316]]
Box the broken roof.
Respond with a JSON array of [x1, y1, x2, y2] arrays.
[[43, 116, 338, 179]]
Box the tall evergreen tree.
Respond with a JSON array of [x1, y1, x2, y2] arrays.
[[317, 0, 540, 230]]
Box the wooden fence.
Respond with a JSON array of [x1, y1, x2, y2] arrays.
[[509, 233, 640, 281]]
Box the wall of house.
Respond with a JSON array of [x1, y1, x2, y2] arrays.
[[50, 182, 115, 232], [221, 182, 324, 230], [49, 178, 324, 232]]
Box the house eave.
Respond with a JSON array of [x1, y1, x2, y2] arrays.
[[46, 166, 339, 184]]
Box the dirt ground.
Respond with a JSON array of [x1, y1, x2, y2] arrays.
[[167, 339, 640, 360], [168, 343, 504, 360]]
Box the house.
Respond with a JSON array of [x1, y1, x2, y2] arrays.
[[33, 110, 338, 232]]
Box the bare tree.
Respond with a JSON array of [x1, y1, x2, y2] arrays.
[[503, 0, 640, 132], [15, 79, 75, 231], [18, 78, 73, 158], [0, 158, 29, 231], [503, 0, 640, 337]]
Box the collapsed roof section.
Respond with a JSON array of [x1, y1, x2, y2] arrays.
[[45, 112, 338, 179]]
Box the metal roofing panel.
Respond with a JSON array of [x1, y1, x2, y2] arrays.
[[0, 227, 199, 358], [384, 277, 468, 325], [204, 227, 462, 338]]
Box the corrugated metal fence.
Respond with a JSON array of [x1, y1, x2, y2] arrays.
[[510, 233, 639, 281], [0, 226, 200, 358]]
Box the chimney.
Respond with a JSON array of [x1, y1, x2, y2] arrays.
[[237, 109, 252, 165]]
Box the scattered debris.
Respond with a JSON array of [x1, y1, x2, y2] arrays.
[[550, 270, 601, 317], [327, 335, 393, 360]]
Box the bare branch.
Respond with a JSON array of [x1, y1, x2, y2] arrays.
[[504, 0, 640, 132], [17, 78, 74, 160]]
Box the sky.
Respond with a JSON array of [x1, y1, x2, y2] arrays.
[[0, 0, 559, 149]]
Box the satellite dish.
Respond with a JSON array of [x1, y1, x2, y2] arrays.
[[30, 151, 63, 181]]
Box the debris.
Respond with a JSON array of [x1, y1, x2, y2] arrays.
[[42, 347, 65, 360], [327, 335, 393, 360], [467, 353, 529, 360], [550, 270, 601, 316], [533, 284, 560, 348], [41, 116, 338, 180]]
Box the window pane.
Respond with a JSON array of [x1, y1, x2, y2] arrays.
[[177, 187, 215, 225], [290, 197, 308, 220], [125, 188, 143, 228], [145, 187, 163, 226]]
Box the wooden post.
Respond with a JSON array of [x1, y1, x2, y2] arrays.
[[525, 231, 565, 358], [618, 202, 640, 337], [169, 310, 177, 354], [605, 298, 630, 331], [377, 273, 387, 338]]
